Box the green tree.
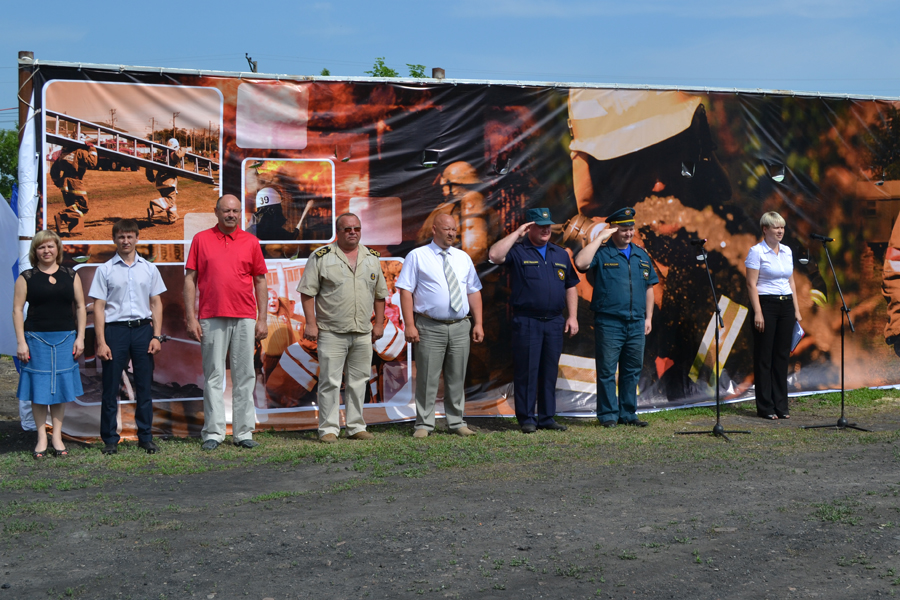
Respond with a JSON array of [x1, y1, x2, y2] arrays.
[[364, 57, 399, 78], [320, 68, 331, 76], [0, 128, 17, 201], [407, 64, 426, 78]]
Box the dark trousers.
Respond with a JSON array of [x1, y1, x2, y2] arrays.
[[752, 296, 796, 417], [594, 316, 644, 424], [101, 323, 154, 444], [512, 314, 564, 427]]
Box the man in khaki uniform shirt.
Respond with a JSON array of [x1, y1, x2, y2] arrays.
[[298, 213, 388, 443]]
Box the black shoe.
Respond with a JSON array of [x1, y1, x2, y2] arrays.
[[138, 440, 158, 454], [537, 422, 568, 431], [521, 423, 537, 434], [600, 421, 617, 428], [201, 440, 220, 451], [101, 443, 118, 455], [619, 418, 649, 427], [233, 439, 259, 449]]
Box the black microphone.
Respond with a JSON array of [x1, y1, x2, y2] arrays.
[[690, 239, 708, 246], [810, 233, 834, 242]]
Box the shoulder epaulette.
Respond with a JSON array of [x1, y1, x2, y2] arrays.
[[314, 245, 331, 258], [368, 248, 381, 257]]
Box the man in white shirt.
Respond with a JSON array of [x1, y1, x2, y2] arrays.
[[397, 214, 484, 438], [89, 219, 167, 454]]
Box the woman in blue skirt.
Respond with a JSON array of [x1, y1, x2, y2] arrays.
[[13, 230, 86, 458]]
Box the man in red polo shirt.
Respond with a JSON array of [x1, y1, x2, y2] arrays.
[[184, 194, 268, 450]]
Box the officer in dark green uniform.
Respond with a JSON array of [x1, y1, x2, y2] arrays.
[[574, 207, 658, 427]]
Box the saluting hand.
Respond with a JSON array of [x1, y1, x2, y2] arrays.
[[517, 221, 535, 238], [598, 226, 618, 244]]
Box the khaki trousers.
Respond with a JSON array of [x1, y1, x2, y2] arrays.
[[200, 318, 257, 443], [413, 315, 470, 431], [316, 330, 372, 437]]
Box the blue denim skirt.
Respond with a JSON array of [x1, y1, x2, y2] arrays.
[[17, 331, 84, 405]]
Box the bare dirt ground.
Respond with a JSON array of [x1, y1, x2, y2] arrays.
[[1, 357, 899, 600], [45, 167, 219, 241]]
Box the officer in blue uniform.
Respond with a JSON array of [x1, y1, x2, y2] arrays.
[[574, 206, 658, 428], [489, 207, 581, 433]]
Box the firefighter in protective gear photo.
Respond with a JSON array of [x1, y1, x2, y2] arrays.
[[50, 134, 98, 236], [417, 161, 492, 264], [247, 187, 300, 241], [146, 138, 187, 224]]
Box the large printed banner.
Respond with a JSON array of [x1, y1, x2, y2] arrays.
[[19, 64, 900, 438]]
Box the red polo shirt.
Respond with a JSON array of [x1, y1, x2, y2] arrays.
[[186, 225, 267, 319]]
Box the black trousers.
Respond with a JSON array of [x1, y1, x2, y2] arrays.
[[752, 295, 795, 417], [101, 322, 154, 444], [511, 314, 564, 426]]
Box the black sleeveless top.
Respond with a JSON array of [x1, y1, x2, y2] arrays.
[[23, 267, 78, 332]]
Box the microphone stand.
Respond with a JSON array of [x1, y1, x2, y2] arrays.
[[678, 243, 750, 441], [802, 239, 869, 432]]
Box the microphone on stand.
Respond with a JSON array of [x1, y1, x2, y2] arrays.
[[810, 233, 834, 242]]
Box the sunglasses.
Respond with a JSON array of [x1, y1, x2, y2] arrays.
[[341, 227, 362, 233]]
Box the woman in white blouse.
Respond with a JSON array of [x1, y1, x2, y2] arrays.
[[745, 211, 802, 420]]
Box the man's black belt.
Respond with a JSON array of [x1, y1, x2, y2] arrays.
[[759, 294, 792, 301], [415, 313, 470, 325], [107, 318, 152, 328], [514, 311, 563, 321]]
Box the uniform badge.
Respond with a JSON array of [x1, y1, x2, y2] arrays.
[[370, 272, 376, 281], [643, 269, 649, 279], [314, 246, 331, 258], [557, 269, 565, 280]]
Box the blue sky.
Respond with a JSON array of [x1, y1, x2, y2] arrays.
[[3, 0, 900, 128]]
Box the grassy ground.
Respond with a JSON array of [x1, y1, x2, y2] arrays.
[[2, 387, 898, 503], [1, 389, 899, 599]]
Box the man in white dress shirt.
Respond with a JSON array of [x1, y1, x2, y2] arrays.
[[397, 214, 484, 438], [89, 219, 167, 454]]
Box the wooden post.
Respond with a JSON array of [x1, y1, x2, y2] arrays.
[[17, 51, 34, 143]]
